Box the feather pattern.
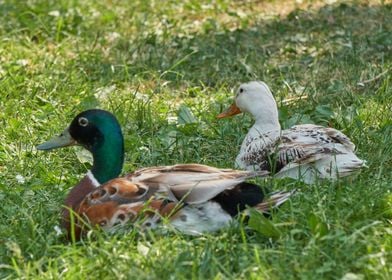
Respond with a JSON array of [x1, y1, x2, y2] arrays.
[[71, 164, 282, 237], [78, 184, 295, 236]]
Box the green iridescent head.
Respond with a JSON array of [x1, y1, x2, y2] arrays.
[[37, 109, 124, 184]]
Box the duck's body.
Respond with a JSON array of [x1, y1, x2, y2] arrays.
[[218, 81, 365, 184], [37, 109, 293, 239], [79, 170, 291, 236]]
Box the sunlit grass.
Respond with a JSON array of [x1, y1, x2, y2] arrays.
[[0, 0, 391, 279]]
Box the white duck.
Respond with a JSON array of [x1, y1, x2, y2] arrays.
[[217, 81, 365, 184]]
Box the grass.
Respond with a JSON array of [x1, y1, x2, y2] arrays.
[[0, 0, 391, 278]]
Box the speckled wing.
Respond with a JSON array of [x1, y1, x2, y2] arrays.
[[238, 124, 356, 173], [288, 124, 355, 150], [275, 124, 355, 170]]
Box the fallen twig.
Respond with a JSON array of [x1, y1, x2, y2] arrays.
[[357, 69, 390, 86], [282, 95, 308, 105]]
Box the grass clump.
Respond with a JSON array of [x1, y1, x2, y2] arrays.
[[0, 0, 391, 279]]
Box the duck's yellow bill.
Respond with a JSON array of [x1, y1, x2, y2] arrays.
[[36, 127, 76, 151], [217, 103, 242, 119]]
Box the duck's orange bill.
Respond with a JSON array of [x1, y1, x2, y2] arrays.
[[217, 103, 242, 119]]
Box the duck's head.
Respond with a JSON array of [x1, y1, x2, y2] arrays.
[[217, 81, 279, 129], [37, 109, 124, 184], [37, 109, 120, 152]]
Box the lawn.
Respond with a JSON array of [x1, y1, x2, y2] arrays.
[[0, 0, 391, 279]]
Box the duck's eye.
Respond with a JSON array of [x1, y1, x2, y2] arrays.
[[239, 88, 244, 93], [78, 117, 89, 127]]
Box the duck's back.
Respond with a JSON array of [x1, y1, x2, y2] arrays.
[[236, 124, 364, 183], [281, 124, 355, 151]]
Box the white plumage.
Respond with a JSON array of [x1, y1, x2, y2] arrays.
[[218, 81, 365, 184]]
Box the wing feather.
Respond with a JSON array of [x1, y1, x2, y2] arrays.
[[81, 164, 268, 209], [274, 124, 351, 170], [127, 164, 268, 204]]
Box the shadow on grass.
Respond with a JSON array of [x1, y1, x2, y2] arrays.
[[0, 2, 389, 103], [74, 2, 391, 89]]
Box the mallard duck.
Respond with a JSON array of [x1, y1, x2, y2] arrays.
[[217, 81, 365, 184], [37, 109, 294, 239]]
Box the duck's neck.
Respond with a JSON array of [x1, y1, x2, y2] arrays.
[[249, 117, 281, 138], [243, 94, 281, 136], [90, 132, 124, 184]]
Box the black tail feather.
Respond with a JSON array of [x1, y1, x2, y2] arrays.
[[212, 182, 270, 216]]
